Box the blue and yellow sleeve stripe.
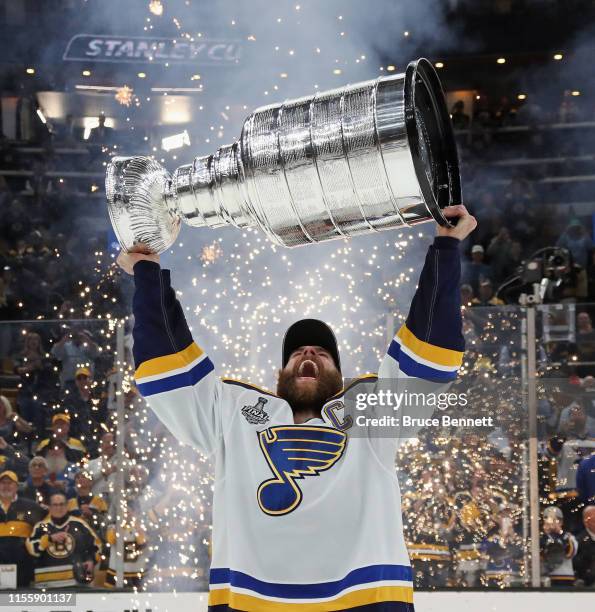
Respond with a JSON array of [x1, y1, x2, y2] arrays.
[[134, 341, 214, 397], [388, 324, 463, 382]]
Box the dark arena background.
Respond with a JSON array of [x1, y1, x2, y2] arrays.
[[1, 1, 595, 611]]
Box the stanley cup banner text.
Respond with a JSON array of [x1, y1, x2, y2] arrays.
[[63, 34, 242, 64]]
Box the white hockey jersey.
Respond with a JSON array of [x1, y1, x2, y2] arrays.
[[132, 236, 464, 611]]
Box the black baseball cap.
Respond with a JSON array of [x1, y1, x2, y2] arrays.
[[282, 319, 341, 372]]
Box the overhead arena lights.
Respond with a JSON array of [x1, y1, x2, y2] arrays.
[[161, 130, 191, 152], [75, 85, 120, 92], [151, 87, 202, 93]]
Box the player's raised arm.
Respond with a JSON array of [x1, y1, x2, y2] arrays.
[[379, 205, 476, 383], [118, 251, 222, 456]]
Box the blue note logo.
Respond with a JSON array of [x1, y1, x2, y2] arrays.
[[257, 425, 347, 516]]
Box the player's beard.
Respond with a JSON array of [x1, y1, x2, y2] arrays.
[[276, 362, 342, 414]]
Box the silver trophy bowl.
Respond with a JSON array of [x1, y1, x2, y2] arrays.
[[106, 58, 461, 252]]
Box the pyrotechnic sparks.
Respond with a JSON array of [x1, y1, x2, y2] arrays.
[[200, 242, 223, 265], [149, 0, 164, 16], [115, 85, 134, 106]]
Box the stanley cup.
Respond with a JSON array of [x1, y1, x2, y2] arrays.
[[106, 58, 461, 252]]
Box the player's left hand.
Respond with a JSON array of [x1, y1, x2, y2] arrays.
[[436, 204, 477, 241]]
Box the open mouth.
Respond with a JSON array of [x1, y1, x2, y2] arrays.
[[297, 359, 319, 380]]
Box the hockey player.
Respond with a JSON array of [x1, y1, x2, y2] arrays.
[[117, 205, 476, 611], [540, 505, 578, 587]]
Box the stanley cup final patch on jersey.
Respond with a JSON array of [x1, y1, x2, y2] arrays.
[[257, 426, 347, 516], [241, 397, 270, 425]]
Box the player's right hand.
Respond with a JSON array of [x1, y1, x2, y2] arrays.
[[437, 204, 477, 241], [116, 249, 160, 275]]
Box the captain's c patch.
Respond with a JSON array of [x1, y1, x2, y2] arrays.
[[257, 425, 347, 516]]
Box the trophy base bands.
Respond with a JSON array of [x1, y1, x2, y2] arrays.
[[0, 592, 77, 606]]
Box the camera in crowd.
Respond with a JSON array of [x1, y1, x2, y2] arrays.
[[499, 247, 583, 303]]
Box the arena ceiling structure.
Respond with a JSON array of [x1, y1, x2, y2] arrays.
[[0, 0, 593, 162]]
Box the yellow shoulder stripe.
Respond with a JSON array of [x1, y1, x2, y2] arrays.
[[135, 342, 203, 379], [222, 378, 280, 397], [329, 374, 377, 400], [397, 325, 463, 367]]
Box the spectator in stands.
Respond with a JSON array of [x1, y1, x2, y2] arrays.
[[36, 438, 79, 497], [50, 327, 99, 390], [1, 198, 32, 246], [36, 413, 86, 463], [0, 396, 34, 456], [451, 100, 470, 129], [578, 311, 594, 335], [461, 283, 475, 308], [577, 453, 595, 505], [487, 227, 518, 284], [557, 218, 592, 270], [575, 312, 595, 378], [0, 267, 20, 332], [20, 456, 54, 507], [88, 114, 114, 145], [494, 96, 514, 126], [67, 470, 107, 535], [574, 505, 595, 587], [26, 490, 101, 588], [462, 245, 493, 293], [13, 331, 53, 435], [62, 367, 94, 441], [558, 401, 595, 438], [559, 93, 581, 123], [86, 431, 117, 501], [0, 435, 29, 479], [0, 470, 45, 587], [472, 279, 505, 306], [54, 114, 80, 146], [540, 505, 578, 587]]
